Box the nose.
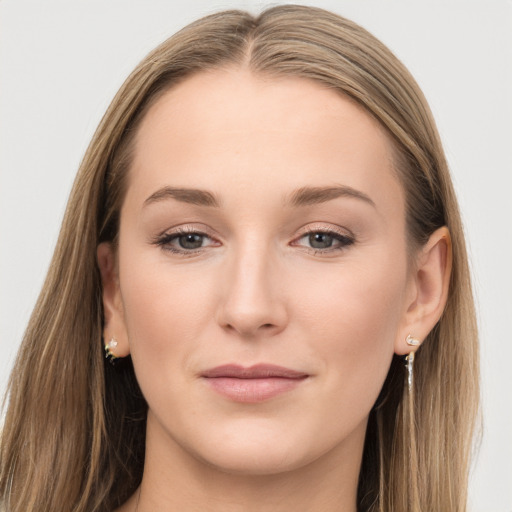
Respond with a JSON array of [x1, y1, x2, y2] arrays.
[[216, 244, 288, 338]]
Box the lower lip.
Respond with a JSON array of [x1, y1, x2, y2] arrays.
[[204, 377, 307, 403]]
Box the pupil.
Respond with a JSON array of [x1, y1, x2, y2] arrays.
[[179, 234, 203, 249], [309, 232, 333, 249]]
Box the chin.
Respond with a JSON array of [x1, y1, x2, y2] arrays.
[[196, 442, 309, 476], [179, 418, 335, 477]]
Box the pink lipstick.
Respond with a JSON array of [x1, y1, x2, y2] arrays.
[[201, 364, 308, 403]]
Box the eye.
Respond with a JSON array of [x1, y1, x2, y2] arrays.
[[153, 228, 219, 254], [293, 228, 354, 253]]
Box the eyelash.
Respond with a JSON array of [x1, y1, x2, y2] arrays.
[[292, 228, 354, 254], [153, 226, 354, 256], [153, 227, 218, 256]]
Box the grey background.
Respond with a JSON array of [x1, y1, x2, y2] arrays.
[[1, 1, 511, 510]]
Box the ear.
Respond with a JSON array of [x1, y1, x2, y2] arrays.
[[97, 242, 130, 358], [395, 226, 452, 356]]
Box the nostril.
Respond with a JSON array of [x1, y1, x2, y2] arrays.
[[222, 321, 279, 337]]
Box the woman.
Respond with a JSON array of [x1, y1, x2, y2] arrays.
[[0, 5, 479, 511]]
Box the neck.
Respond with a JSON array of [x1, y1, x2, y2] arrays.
[[120, 414, 365, 512]]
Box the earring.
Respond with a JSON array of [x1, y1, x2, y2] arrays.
[[405, 334, 420, 391], [105, 337, 119, 364], [406, 334, 420, 347], [405, 351, 415, 391], [404, 337, 420, 507]]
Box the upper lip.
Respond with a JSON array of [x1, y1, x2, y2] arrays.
[[201, 364, 308, 379]]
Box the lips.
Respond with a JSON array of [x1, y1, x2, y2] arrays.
[[201, 364, 309, 403]]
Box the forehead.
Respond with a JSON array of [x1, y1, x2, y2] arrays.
[[126, 68, 403, 217]]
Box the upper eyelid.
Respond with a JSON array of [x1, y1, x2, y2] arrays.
[[155, 224, 220, 243], [158, 230, 218, 245], [294, 223, 354, 240]]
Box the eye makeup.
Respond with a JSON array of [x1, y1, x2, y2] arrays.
[[150, 222, 355, 258]]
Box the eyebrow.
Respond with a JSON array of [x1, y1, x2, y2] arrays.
[[143, 184, 375, 209], [288, 185, 376, 208], [143, 187, 221, 208]]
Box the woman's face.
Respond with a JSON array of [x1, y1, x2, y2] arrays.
[[108, 68, 415, 475]]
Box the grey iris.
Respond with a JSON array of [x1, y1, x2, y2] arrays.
[[179, 234, 204, 249], [309, 233, 333, 249]]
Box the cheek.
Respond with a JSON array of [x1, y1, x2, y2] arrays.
[[294, 250, 407, 341], [117, 250, 219, 391], [291, 252, 407, 399]]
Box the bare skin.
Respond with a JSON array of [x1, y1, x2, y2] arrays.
[[98, 68, 451, 512]]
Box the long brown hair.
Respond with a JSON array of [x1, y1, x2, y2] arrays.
[[0, 5, 479, 511]]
